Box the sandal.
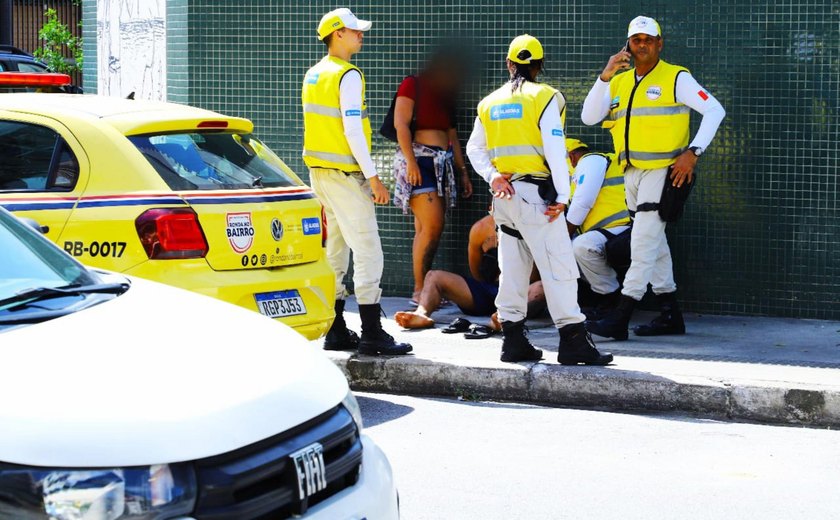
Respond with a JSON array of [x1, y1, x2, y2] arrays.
[[441, 317, 472, 334], [464, 324, 498, 340]]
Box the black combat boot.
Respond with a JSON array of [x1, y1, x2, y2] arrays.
[[557, 322, 613, 366], [358, 303, 413, 355], [583, 289, 622, 321], [585, 294, 636, 341], [500, 319, 543, 363], [633, 292, 686, 336], [323, 299, 360, 351]]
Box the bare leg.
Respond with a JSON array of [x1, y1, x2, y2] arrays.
[[409, 192, 445, 299], [395, 271, 476, 329]]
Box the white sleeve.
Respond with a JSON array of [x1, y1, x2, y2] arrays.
[[675, 72, 726, 151], [466, 117, 499, 184], [339, 70, 377, 178], [581, 78, 612, 126], [539, 95, 570, 205], [566, 155, 608, 227]]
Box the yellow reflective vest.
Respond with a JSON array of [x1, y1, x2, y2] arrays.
[[570, 152, 631, 233], [603, 60, 690, 170], [477, 81, 560, 177], [301, 56, 371, 172]]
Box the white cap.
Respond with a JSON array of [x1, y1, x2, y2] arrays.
[[627, 16, 661, 38], [317, 8, 372, 40]]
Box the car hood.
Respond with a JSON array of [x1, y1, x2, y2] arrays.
[[0, 275, 347, 467]]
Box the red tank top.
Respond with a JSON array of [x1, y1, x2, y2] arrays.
[[396, 76, 454, 131]]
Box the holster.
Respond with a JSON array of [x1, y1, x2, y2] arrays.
[[659, 166, 696, 223]]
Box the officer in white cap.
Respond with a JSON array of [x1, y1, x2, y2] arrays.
[[467, 34, 612, 365], [581, 16, 726, 340], [302, 8, 411, 355]]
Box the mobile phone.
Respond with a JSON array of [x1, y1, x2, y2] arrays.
[[623, 40, 630, 53]]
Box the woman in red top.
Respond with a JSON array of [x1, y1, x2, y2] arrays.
[[393, 55, 473, 303]]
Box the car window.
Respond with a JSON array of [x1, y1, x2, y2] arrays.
[[0, 62, 5, 71], [0, 210, 96, 300], [16, 61, 48, 73], [0, 120, 79, 191], [128, 132, 303, 191]]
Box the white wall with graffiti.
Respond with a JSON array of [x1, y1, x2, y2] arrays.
[[96, 0, 166, 100]]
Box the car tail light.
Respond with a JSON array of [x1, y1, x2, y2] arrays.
[[135, 208, 208, 259], [197, 120, 229, 129], [0, 72, 71, 87], [320, 205, 327, 248]]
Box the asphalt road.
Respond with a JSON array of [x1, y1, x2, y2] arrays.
[[358, 393, 840, 520]]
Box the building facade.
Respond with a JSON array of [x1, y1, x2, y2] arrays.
[[82, 0, 840, 320]]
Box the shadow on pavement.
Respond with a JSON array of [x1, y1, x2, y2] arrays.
[[357, 395, 415, 428]]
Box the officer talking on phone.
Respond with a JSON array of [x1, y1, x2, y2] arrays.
[[580, 16, 725, 340]]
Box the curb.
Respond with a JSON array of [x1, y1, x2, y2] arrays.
[[328, 354, 840, 428]]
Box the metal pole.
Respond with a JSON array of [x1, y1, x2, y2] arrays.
[[0, 0, 12, 46]]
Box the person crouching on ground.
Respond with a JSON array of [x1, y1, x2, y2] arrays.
[[566, 138, 631, 319]]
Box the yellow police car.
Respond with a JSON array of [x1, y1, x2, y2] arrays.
[[0, 73, 335, 339]]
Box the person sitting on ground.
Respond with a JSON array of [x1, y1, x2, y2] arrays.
[[565, 138, 631, 319], [394, 213, 498, 329]]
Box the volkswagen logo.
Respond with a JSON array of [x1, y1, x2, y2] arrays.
[[271, 219, 284, 241]]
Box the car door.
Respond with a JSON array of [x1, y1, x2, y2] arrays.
[[0, 112, 90, 242]]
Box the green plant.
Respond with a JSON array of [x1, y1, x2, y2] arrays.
[[33, 8, 83, 74]]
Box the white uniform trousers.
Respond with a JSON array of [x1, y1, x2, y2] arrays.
[[572, 224, 629, 295], [493, 182, 585, 328], [309, 167, 384, 305], [622, 166, 677, 301]]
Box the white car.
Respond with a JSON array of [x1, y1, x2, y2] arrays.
[[0, 207, 399, 519]]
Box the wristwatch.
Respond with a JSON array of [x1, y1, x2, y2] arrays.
[[689, 146, 704, 157]]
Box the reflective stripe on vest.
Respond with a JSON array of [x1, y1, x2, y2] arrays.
[[303, 103, 369, 119], [477, 81, 558, 176], [301, 56, 372, 172], [604, 60, 690, 170], [575, 152, 632, 234]]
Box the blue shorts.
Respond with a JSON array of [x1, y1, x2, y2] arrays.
[[411, 151, 440, 195], [458, 276, 499, 316]]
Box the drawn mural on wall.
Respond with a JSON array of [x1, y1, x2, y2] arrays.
[[96, 0, 166, 100]]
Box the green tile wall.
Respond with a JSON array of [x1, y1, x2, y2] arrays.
[[103, 0, 840, 319]]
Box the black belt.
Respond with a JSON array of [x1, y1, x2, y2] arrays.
[[499, 224, 523, 240]]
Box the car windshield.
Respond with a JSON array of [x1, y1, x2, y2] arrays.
[[128, 132, 303, 191], [0, 211, 97, 301]]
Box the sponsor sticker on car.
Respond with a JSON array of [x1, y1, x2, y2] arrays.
[[226, 212, 255, 253]]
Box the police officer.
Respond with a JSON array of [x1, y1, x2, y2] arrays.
[[565, 139, 631, 317], [581, 16, 725, 339], [302, 8, 411, 355], [466, 35, 612, 365]]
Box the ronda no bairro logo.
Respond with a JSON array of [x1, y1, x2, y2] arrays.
[[226, 212, 255, 253]]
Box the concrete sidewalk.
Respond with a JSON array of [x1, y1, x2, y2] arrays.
[[317, 297, 840, 427]]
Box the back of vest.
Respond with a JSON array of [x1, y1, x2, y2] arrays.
[[477, 81, 557, 176]]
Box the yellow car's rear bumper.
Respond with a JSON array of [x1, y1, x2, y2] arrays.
[[124, 258, 336, 340]]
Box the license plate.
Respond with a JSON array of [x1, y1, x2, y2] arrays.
[[290, 442, 327, 500], [255, 289, 306, 318]]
